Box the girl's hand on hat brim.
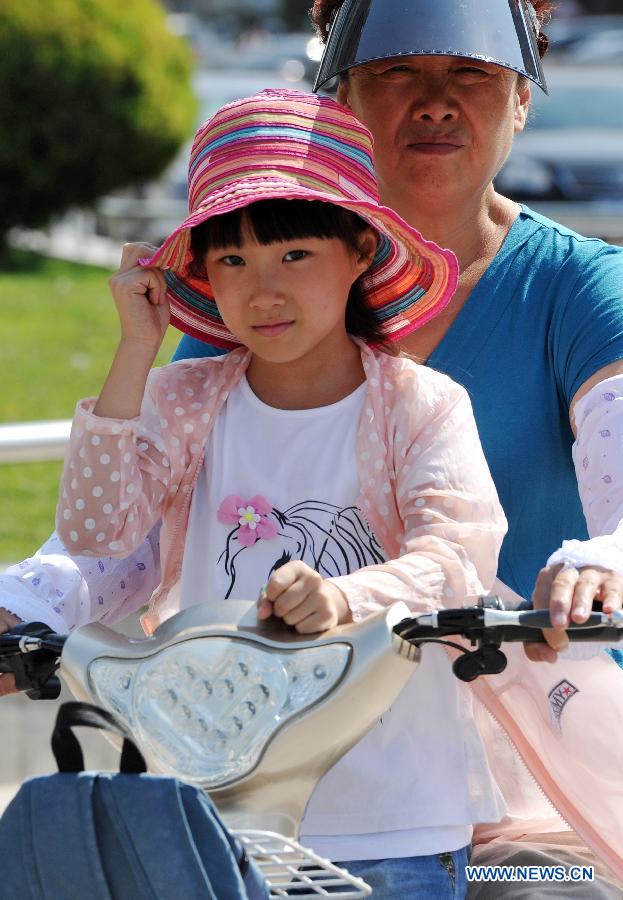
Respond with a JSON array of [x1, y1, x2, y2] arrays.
[[109, 263, 170, 353], [95, 244, 169, 421], [119, 242, 160, 273]]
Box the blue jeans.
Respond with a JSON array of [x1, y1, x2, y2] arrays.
[[334, 846, 470, 899]]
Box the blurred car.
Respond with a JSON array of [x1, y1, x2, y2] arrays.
[[234, 31, 324, 84], [547, 16, 623, 63], [495, 66, 623, 205], [563, 30, 623, 66], [96, 68, 312, 244]]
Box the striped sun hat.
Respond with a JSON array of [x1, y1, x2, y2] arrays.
[[140, 89, 458, 348]]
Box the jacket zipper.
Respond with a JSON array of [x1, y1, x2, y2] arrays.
[[474, 675, 623, 881], [168, 450, 205, 581], [142, 450, 205, 627], [483, 704, 569, 825]]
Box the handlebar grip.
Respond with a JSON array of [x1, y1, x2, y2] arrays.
[[517, 610, 606, 629], [494, 625, 623, 643]]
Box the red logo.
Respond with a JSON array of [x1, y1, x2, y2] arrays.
[[548, 679, 579, 732]]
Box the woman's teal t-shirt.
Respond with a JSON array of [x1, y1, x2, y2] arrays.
[[174, 207, 623, 601]]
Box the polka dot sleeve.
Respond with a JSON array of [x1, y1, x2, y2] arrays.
[[329, 369, 507, 620], [572, 374, 623, 537], [56, 371, 188, 558], [546, 374, 623, 577]]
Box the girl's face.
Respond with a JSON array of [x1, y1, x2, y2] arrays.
[[204, 217, 375, 367]]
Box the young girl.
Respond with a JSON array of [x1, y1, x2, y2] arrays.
[[57, 89, 507, 898]]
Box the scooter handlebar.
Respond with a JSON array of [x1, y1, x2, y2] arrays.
[[392, 602, 623, 681], [395, 604, 623, 638], [0, 622, 66, 699], [2, 600, 621, 696]]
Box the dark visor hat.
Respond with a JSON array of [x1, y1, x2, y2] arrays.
[[314, 0, 548, 93]]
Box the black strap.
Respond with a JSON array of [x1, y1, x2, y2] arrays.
[[51, 701, 147, 774]]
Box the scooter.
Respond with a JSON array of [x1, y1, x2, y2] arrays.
[[2, 596, 622, 896]]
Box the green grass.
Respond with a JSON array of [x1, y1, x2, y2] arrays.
[[0, 249, 180, 562]]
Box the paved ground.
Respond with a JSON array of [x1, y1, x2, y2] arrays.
[[0, 782, 17, 815], [0, 683, 119, 803]]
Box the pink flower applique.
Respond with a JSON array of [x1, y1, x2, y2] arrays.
[[217, 494, 278, 547]]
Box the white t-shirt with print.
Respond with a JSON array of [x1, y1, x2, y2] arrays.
[[182, 376, 381, 605], [181, 375, 504, 860]]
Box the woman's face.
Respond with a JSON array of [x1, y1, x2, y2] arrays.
[[338, 55, 531, 216]]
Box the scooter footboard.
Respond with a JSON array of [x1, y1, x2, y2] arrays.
[[232, 830, 372, 898]]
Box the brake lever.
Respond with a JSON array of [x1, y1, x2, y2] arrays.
[[393, 602, 623, 683], [0, 622, 65, 700]]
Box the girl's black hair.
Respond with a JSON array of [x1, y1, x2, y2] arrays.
[[189, 199, 394, 352]]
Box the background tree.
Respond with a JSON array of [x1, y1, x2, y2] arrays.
[[0, 0, 196, 252]]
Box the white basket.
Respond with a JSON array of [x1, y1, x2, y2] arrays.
[[232, 830, 372, 898]]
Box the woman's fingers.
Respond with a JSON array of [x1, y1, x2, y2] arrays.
[[526, 565, 572, 660], [257, 562, 299, 620], [535, 564, 578, 627], [525, 563, 623, 663], [0, 673, 17, 697], [524, 642, 559, 664], [265, 562, 313, 598], [0, 608, 23, 697], [598, 572, 623, 615], [569, 567, 607, 622], [0, 608, 22, 629], [554, 565, 623, 621]]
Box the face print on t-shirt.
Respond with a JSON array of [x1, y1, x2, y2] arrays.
[[216, 494, 384, 599]]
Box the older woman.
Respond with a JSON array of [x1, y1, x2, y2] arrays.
[[313, 0, 623, 652], [301, 0, 623, 894]]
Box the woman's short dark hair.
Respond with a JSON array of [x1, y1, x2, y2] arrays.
[[309, 0, 555, 59], [189, 198, 393, 351]]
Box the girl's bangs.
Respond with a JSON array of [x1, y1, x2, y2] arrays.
[[192, 200, 370, 252]]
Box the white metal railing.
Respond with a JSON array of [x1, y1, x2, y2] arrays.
[[0, 420, 71, 464]]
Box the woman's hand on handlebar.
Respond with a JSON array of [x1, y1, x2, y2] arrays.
[[0, 607, 24, 696], [525, 563, 623, 663]]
